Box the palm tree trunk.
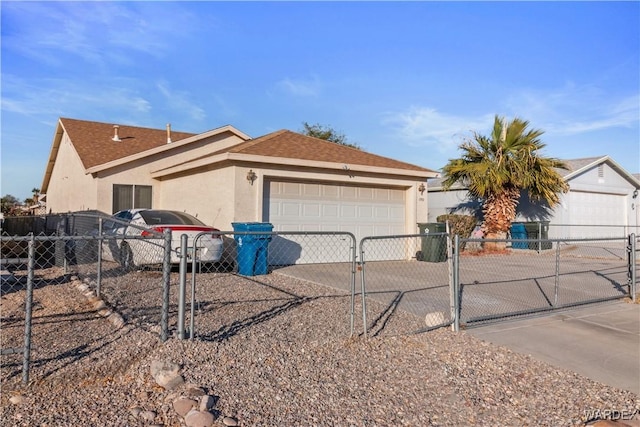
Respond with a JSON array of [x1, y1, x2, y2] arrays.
[[482, 188, 520, 251]]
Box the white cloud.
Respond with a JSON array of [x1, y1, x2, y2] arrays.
[[382, 107, 493, 153], [2, 2, 197, 66], [1, 74, 152, 118], [156, 81, 206, 121], [503, 84, 639, 136], [276, 76, 321, 97]]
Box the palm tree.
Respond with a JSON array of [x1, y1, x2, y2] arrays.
[[31, 188, 40, 204], [441, 115, 568, 250]]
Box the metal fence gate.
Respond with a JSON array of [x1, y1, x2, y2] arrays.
[[177, 231, 358, 341], [455, 235, 637, 326], [359, 233, 454, 337]]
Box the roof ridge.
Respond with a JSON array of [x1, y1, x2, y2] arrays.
[[59, 117, 197, 136], [229, 129, 289, 152]]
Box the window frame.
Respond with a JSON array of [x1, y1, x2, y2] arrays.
[[112, 184, 152, 213]]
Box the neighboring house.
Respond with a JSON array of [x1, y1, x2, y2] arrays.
[[427, 156, 640, 238], [41, 118, 439, 260]]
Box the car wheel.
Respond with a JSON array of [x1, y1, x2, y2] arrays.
[[120, 243, 136, 272]]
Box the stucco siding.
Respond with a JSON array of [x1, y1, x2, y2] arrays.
[[46, 134, 97, 213], [158, 167, 236, 229], [427, 189, 478, 222], [569, 163, 634, 194]]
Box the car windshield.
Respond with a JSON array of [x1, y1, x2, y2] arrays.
[[139, 210, 206, 226]]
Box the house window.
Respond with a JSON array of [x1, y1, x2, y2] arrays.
[[112, 184, 152, 213]]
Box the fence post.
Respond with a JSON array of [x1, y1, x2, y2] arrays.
[[177, 234, 188, 340], [537, 221, 542, 254], [161, 229, 172, 342], [452, 234, 460, 332], [554, 240, 560, 306], [630, 234, 637, 303], [96, 218, 103, 298], [349, 235, 356, 338], [22, 234, 36, 384], [359, 241, 368, 339], [62, 217, 68, 274], [189, 233, 201, 341]]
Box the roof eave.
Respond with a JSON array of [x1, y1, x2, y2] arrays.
[[564, 155, 640, 187], [41, 120, 65, 193], [150, 153, 439, 180]]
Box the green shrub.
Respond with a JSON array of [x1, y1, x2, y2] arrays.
[[436, 214, 477, 239]]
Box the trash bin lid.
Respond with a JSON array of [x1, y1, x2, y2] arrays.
[[232, 222, 273, 230]]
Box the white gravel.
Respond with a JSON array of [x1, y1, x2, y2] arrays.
[[1, 266, 638, 426]]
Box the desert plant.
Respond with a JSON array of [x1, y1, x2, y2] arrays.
[[436, 214, 477, 239]]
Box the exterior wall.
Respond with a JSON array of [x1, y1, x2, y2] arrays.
[[568, 163, 633, 194], [415, 181, 427, 232], [157, 167, 236, 229], [426, 188, 479, 222], [94, 159, 160, 214], [46, 133, 97, 213]]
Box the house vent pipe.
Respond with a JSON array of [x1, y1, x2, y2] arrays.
[[167, 123, 172, 144], [112, 125, 121, 142]]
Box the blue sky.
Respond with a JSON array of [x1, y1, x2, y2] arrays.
[[2, 1, 639, 201]]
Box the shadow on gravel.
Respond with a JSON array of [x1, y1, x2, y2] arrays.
[[365, 290, 402, 337], [196, 274, 348, 343], [198, 296, 311, 343], [1, 272, 74, 297], [1, 326, 142, 383], [365, 284, 451, 337]]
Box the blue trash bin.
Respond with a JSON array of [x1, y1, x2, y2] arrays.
[[510, 223, 528, 249], [232, 222, 273, 276]]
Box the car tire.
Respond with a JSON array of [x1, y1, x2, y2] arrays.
[[120, 242, 135, 272]]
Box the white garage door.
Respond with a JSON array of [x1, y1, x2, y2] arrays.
[[568, 191, 626, 237], [264, 180, 406, 263]]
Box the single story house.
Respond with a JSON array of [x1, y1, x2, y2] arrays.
[[41, 118, 439, 254], [427, 156, 640, 238]]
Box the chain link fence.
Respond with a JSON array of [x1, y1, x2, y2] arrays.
[[1, 214, 172, 386], [177, 231, 358, 341], [2, 212, 639, 385], [456, 236, 637, 326]]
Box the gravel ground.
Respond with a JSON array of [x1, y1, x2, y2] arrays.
[[1, 265, 638, 426]]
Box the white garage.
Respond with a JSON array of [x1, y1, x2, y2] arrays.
[[264, 180, 408, 263], [568, 191, 626, 233]]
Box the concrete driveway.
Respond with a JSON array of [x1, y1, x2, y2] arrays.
[[467, 301, 640, 395]]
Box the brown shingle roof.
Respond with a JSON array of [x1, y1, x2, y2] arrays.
[[60, 118, 196, 169], [230, 130, 435, 172], [60, 118, 435, 174]]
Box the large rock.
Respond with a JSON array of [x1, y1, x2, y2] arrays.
[[425, 311, 446, 327], [199, 395, 215, 412], [173, 397, 198, 417], [184, 409, 215, 427], [150, 360, 184, 390]]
